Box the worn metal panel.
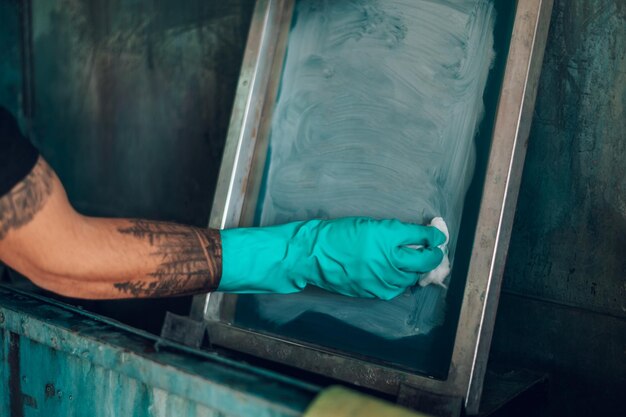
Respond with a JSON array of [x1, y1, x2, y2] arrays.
[[0, 287, 317, 417], [17, 337, 149, 417], [492, 1, 626, 414], [14, 345, 227, 417], [503, 0, 626, 317], [29, 0, 255, 225]]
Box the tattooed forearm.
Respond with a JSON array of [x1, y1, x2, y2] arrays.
[[114, 220, 222, 297], [0, 158, 53, 241]]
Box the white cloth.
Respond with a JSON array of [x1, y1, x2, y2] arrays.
[[419, 217, 451, 288]]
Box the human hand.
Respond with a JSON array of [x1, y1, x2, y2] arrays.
[[218, 217, 446, 300]]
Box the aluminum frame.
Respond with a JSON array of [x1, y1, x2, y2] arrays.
[[191, 0, 553, 413]]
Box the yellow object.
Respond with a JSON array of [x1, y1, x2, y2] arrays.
[[304, 386, 433, 417]]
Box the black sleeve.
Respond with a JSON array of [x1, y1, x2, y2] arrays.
[[0, 106, 39, 197]]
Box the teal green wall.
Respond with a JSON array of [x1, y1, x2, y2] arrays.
[[492, 1, 626, 415]]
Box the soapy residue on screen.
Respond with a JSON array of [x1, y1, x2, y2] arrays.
[[250, 0, 495, 339]]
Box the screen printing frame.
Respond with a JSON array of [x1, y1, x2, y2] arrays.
[[190, 0, 553, 413]]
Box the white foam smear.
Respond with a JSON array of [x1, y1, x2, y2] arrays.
[[250, 0, 496, 339]]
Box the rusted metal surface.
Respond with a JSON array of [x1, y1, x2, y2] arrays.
[[0, 286, 317, 417]]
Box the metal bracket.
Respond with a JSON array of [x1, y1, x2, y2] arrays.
[[159, 311, 207, 349], [397, 383, 463, 417]]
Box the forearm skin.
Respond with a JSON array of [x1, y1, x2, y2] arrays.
[[0, 157, 222, 299]]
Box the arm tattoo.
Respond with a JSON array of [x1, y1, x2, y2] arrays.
[[114, 220, 222, 297], [0, 158, 53, 241]]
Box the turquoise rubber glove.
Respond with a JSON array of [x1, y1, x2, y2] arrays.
[[217, 217, 446, 300]]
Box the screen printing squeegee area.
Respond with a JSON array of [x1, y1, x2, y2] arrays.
[[197, 0, 551, 414], [1, 0, 624, 417]]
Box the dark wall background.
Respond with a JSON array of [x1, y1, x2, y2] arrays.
[[1, 0, 624, 415], [491, 1, 625, 415], [30, 0, 255, 224], [0, 1, 21, 115]]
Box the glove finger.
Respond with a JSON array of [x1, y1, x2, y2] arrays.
[[392, 246, 444, 273], [394, 223, 446, 247]]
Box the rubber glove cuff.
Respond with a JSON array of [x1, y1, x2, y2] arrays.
[[217, 222, 310, 293]]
